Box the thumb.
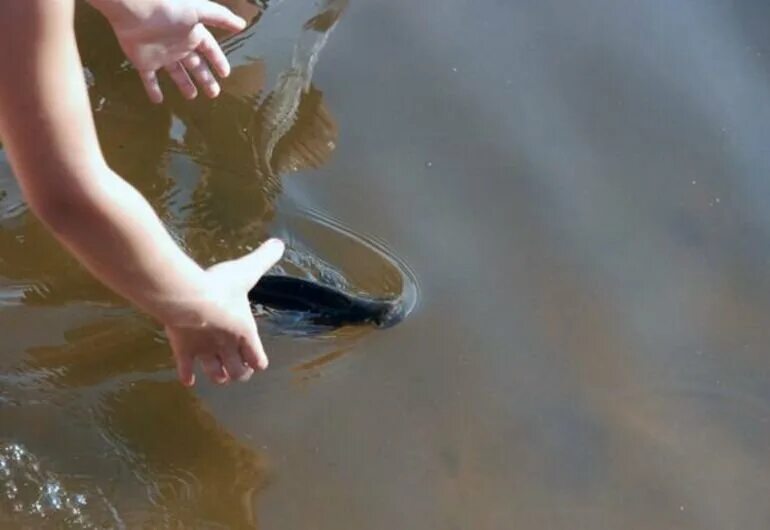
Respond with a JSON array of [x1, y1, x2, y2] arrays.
[[231, 238, 285, 289], [196, 1, 248, 32]]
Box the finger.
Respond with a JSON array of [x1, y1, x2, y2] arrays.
[[164, 61, 198, 99], [196, 1, 248, 33], [241, 326, 269, 371], [197, 28, 232, 78], [233, 238, 285, 289], [201, 355, 229, 384], [139, 70, 163, 104], [222, 348, 254, 382], [176, 353, 196, 387], [182, 52, 220, 98]]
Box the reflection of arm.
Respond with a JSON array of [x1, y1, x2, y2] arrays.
[[0, 1, 210, 326]]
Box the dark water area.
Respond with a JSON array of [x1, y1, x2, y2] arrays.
[[3, 0, 770, 528]]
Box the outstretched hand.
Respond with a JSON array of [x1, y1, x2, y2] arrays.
[[95, 0, 247, 103], [164, 239, 285, 386]]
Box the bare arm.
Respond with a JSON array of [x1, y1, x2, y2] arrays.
[[0, 0, 215, 325], [0, 0, 283, 386]]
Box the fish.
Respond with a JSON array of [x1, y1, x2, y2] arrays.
[[248, 274, 405, 329]]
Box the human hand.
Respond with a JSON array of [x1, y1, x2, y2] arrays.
[[93, 0, 247, 103], [164, 238, 285, 386]]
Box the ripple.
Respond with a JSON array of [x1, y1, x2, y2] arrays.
[[257, 203, 420, 336]]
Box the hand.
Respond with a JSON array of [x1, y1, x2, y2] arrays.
[[164, 238, 285, 386], [95, 0, 247, 103]]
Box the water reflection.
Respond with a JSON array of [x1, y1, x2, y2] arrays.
[[0, 372, 270, 528], [96, 380, 269, 528], [79, 0, 344, 263], [0, 0, 347, 298], [0, 0, 352, 526]]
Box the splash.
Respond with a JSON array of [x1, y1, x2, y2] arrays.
[[256, 204, 420, 337], [0, 441, 124, 529]]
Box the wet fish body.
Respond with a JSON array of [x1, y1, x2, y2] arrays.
[[248, 275, 404, 329]]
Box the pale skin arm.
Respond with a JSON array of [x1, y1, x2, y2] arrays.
[[0, 0, 283, 386]]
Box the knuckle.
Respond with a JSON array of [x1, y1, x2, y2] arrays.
[[227, 362, 245, 376], [198, 33, 217, 52], [197, 68, 215, 83], [185, 54, 203, 69]]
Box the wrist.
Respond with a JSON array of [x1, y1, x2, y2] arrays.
[[155, 289, 220, 330], [145, 266, 211, 327], [86, 0, 143, 26]]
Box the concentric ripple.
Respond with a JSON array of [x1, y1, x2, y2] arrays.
[[256, 203, 420, 337]]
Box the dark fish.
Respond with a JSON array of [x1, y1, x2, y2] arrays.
[[248, 275, 404, 329]]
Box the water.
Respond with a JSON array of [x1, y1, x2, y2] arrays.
[[3, 0, 770, 528], [0, 441, 122, 528]]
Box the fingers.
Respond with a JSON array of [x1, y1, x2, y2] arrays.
[[177, 350, 256, 386], [150, 29, 230, 101], [222, 348, 255, 382], [197, 28, 231, 78], [140, 70, 163, 104], [175, 351, 196, 387], [164, 61, 198, 100], [182, 52, 220, 98], [196, 1, 248, 33], [168, 326, 264, 388], [233, 239, 286, 290], [201, 355, 229, 384], [241, 325, 269, 371]]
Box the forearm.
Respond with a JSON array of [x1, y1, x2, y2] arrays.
[[0, 0, 211, 326], [34, 165, 212, 326], [0, 0, 284, 387], [84, 0, 148, 24]]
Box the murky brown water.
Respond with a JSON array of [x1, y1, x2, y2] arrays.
[[3, 0, 770, 528]]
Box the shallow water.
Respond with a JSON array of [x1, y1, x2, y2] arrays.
[[3, 0, 770, 528]]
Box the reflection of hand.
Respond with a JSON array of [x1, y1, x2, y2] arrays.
[[164, 239, 285, 386], [90, 0, 247, 103]]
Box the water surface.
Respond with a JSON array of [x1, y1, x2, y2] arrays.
[[3, 0, 770, 528]]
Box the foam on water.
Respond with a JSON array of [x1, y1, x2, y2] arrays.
[[0, 441, 124, 529]]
